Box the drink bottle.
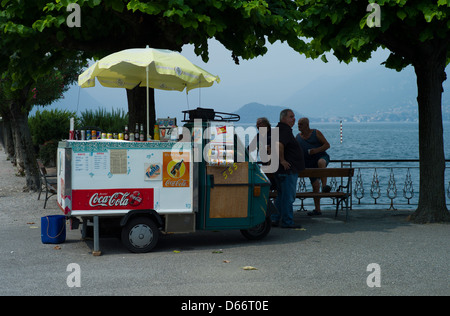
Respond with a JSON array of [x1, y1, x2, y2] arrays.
[[154, 124, 160, 140], [170, 159, 184, 177], [124, 125, 129, 141], [140, 124, 144, 141], [134, 123, 139, 141]]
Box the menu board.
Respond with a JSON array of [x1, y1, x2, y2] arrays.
[[109, 149, 127, 174], [73, 150, 126, 177]]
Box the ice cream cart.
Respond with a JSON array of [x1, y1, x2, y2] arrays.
[[57, 111, 272, 254]]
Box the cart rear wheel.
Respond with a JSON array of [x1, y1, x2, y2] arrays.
[[240, 217, 271, 240], [121, 217, 159, 253]]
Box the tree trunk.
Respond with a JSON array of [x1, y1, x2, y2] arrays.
[[1, 113, 16, 162], [9, 99, 40, 192], [410, 50, 450, 223], [126, 86, 155, 139]]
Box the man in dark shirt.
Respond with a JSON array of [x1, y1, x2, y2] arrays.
[[271, 109, 305, 228]]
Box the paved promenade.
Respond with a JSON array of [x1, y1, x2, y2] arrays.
[[0, 148, 448, 296]]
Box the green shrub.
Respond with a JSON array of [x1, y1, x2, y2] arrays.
[[39, 139, 59, 167], [78, 108, 128, 133], [28, 109, 77, 145], [29, 108, 128, 166]]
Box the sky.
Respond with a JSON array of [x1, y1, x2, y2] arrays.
[[47, 39, 415, 123]]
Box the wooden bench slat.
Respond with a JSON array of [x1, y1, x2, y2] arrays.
[[269, 192, 350, 198], [298, 168, 354, 178], [265, 168, 354, 181], [296, 192, 348, 198]]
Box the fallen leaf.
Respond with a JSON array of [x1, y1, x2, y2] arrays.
[[242, 266, 258, 270], [26, 222, 35, 225], [53, 246, 61, 250]]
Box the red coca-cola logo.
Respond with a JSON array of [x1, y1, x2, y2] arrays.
[[72, 189, 153, 211], [89, 192, 131, 207], [129, 191, 142, 206]]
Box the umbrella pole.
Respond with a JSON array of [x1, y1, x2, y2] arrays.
[[146, 65, 150, 141]]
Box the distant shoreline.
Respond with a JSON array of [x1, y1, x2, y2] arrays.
[[234, 120, 450, 126]]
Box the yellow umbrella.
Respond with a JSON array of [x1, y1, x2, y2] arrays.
[[78, 47, 220, 139]]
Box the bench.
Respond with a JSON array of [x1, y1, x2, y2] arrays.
[[37, 159, 57, 209], [268, 168, 354, 220]]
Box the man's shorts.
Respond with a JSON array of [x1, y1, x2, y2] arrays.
[[305, 153, 330, 184]]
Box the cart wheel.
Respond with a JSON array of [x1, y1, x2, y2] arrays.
[[121, 217, 159, 253], [240, 217, 271, 240]]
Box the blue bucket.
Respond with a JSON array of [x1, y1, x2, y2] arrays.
[[41, 215, 66, 244]]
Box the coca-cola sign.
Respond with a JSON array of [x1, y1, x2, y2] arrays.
[[163, 152, 190, 188], [72, 189, 153, 211], [89, 192, 131, 207], [164, 178, 188, 187]]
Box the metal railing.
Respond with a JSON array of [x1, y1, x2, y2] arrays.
[[294, 159, 450, 211]]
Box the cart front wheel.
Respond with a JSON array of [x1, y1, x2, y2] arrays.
[[240, 217, 271, 240], [121, 217, 159, 253]]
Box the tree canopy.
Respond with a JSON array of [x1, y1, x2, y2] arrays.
[[1, 0, 305, 62], [0, 55, 85, 112], [294, 0, 450, 67]]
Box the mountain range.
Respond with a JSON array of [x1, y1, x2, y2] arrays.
[[233, 101, 450, 124], [234, 66, 450, 124]]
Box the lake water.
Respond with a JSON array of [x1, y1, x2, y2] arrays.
[[237, 121, 450, 160], [235, 121, 450, 209]]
